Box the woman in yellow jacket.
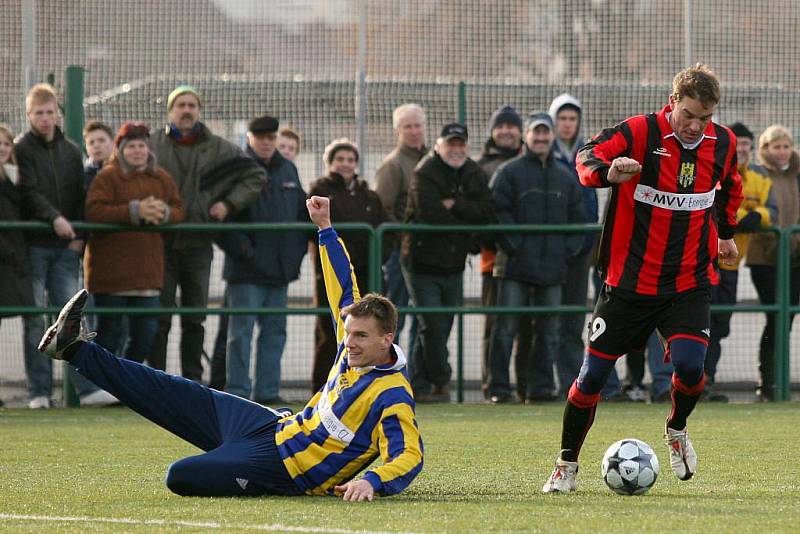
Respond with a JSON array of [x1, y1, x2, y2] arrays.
[[746, 124, 799, 401]]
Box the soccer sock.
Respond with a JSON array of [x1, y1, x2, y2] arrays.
[[665, 336, 708, 430], [62, 341, 85, 362], [560, 381, 600, 462], [667, 374, 706, 430]]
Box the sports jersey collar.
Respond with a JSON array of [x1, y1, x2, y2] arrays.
[[351, 343, 407, 373], [658, 104, 717, 150]]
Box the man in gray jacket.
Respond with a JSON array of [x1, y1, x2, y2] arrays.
[[487, 112, 585, 403], [150, 86, 264, 381]]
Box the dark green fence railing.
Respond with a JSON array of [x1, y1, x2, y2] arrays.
[[0, 221, 793, 401]]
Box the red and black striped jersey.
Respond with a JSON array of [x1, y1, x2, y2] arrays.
[[577, 104, 743, 296]]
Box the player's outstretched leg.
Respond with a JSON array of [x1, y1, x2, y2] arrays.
[[543, 351, 616, 493], [663, 336, 706, 480]]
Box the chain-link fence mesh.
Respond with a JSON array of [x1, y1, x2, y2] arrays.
[[1, 0, 799, 402]]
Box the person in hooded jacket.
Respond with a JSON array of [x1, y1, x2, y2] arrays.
[[544, 93, 599, 399]]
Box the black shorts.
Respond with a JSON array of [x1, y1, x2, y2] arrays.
[[587, 284, 711, 358]]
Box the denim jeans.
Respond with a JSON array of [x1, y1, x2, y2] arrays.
[[151, 245, 213, 380], [93, 294, 160, 364], [557, 248, 592, 395], [403, 268, 463, 395], [488, 278, 561, 398], [23, 245, 100, 398], [225, 283, 288, 402]]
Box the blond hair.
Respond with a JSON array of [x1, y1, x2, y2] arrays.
[[0, 124, 16, 166], [25, 83, 58, 113], [759, 124, 794, 151]]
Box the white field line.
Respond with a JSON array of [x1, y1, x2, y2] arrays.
[[0, 513, 416, 533]]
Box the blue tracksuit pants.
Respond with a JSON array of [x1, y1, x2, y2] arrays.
[[70, 342, 303, 496]]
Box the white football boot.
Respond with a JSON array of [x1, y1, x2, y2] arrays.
[[542, 453, 579, 493], [665, 425, 697, 480]]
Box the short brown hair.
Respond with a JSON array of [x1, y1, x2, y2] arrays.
[[25, 83, 58, 113], [672, 63, 720, 107], [341, 293, 398, 335], [279, 127, 301, 149], [83, 120, 113, 140]]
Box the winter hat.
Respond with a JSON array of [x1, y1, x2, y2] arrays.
[[115, 121, 151, 150], [489, 105, 523, 132], [167, 85, 201, 110], [728, 122, 754, 140], [323, 138, 360, 166]]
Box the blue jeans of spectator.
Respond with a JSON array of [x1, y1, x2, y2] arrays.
[[23, 245, 100, 399], [384, 248, 417, 369], [226, 283, 288, 402], [403, 268, 462, 395], [489, 278, 561, 398], [93, 294, 160, 364]]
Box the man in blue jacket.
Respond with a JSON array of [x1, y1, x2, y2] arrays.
[[487, 112, 586, 403], [216, 115, 308, 404]]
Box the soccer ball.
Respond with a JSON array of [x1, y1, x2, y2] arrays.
[[601, 438, 659, 495]]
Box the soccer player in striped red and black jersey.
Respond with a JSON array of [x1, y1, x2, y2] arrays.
[[543, 64, 743, 493]]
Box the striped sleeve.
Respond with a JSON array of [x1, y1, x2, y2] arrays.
[[714, 134, 743, 240], [318, 227, 361, 345], [360, 400, 424, 496], [576, 119, 637, 188]]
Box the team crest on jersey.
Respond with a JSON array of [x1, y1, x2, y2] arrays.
[[678, 162, 695, 188], [335, 375, 351, 394]]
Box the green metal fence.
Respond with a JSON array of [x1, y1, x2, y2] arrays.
[[0, 221, 793, 401]]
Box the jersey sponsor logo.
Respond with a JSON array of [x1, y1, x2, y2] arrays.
[[652, 147, 671, 157], [317, 388, 356, 445], [678, 162, 696, 188], [634, 184, 715, 212]]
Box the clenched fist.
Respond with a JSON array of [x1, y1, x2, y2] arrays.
[[607, 157, 642, 184]]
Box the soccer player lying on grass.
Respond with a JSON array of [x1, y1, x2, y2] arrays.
[[38, 195, 423, 502]]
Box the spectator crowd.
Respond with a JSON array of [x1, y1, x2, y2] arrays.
[[0, 82, 792, 409]]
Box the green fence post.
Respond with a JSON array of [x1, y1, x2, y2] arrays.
[[62, 65, 84, 408], [775, 227, 790, 400], [457, 313, 464, 403]]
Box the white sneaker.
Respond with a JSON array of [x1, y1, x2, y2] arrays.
[[665, 425, 697, 480], [80, 389, 119, 407], [28, 396, 51, 409], [38, 289, 95, 360], [542, 454, 579, 493]]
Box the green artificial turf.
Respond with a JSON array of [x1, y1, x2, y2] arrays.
[[1, 402, 798, 533]]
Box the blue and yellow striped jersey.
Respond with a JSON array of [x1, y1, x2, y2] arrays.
[[276, 227, 423, 496]]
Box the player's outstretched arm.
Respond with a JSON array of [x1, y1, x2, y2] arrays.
[[307, 196, 360, 346]]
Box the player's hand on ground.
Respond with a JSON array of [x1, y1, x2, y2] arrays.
[[607, 157, 642, 184], [334, 479, 374, 502], [53, 215, 76, 240], [306, 195, 332, 230], [718, 238, 738, 265]]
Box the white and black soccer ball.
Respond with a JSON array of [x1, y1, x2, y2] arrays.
[[601, 438, 660, 495]]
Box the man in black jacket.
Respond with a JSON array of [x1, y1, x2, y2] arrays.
[[487, 112, 585, 404], [215, 115, 308, 404], [17, 83, 116, 408], [402, 123, 495, 402]]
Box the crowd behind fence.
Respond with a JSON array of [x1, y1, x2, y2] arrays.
[[0, 221, 796, 402]]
